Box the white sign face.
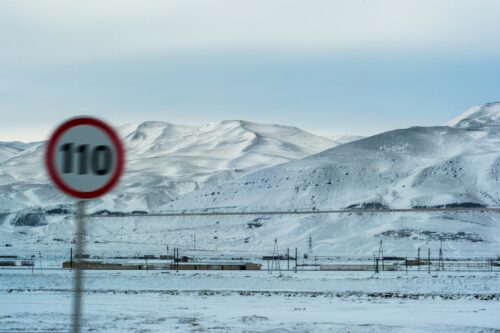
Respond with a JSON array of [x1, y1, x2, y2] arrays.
[[54, 125, 117, 192], [45, 117, 124, 199]]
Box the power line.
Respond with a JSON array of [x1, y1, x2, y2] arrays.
[[2, 206, 498, 217], [84, 207, 500, 216]]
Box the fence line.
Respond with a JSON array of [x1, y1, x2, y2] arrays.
[[2, 206, 500, 217]]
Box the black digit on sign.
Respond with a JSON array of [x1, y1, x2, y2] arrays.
[[91, 145, 112, 175], [60, 143, 73, 173], [77, 144, 89, 174]]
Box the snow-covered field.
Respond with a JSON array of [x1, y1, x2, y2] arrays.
[[1, 269, 499, 332], [2, 210, 498, 259]]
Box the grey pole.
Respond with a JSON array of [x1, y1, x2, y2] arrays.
[[295, 248, 298, 273], [427, 248, 431, 274], [39, 251, 43, 274], [72, 201, 86, 333], [287, 248, 290, 271]]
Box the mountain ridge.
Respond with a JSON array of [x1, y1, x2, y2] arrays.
[[0, 119, 346, 212], [0, 103, 499, 256], [447, 102, 500, 130]]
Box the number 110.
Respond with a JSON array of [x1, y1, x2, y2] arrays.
[[60, 143, 112, 175]]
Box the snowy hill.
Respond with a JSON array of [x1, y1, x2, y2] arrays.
[[1, 104, 499, 257], [447, 102, 500, 130], [166, 114, 500, 212], [149, 103, 500, 256], [0, 141, 39, 161], [0, 120, 337, 212], [327, 135, 364, 144]]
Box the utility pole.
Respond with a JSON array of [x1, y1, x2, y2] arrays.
[[39, 252, 43, 274], [438, 240, 444, 271], [417, 247, 421, 270], [175, 248, 179, 271], [308, 234, 313, 254], [272, 238, 280, 273], [295, 248, 298, 273], [378, 240, 384, 271], [287, 248, 290, 271], [428, 248, 431, 274]]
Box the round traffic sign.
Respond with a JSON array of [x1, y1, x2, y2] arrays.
[[45, 117, 125, 199]]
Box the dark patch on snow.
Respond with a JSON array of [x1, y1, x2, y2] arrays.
[[11, 213, 47, 227], [131, 210, 148, 215], [346, 202, 390, 210], [240, 315, 269, 323], [412, 202, 486, 209], [90, 210, 127, 217], [247, 222, 263, 228], [377, 229, 484, 242], [247, 217, 268, 228], [45, 207, 73, 215]]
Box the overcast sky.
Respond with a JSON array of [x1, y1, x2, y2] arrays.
[[1, 0, 499, 141]]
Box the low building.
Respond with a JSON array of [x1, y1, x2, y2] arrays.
[[173, 262, 261, 271], [62, 261, 261, 271], [62, 261, 169, 270], [320, 264, 399, 271]]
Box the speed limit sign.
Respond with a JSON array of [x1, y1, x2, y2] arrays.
[[45, 116, 125, 199], [45, 116, 125, 333]]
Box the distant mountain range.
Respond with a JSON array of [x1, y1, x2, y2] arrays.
[[1, 103, 499, 257], [155, 102, 498, 256], [0, 120, 349, 212], [166, 102, 500, 212]]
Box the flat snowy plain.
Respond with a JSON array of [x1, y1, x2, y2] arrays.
[[1, 269, 499, 332]]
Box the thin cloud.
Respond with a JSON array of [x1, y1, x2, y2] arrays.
[[0, 1, 499, 142], [0, 0, 499, 68]]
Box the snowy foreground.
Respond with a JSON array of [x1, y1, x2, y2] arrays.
[[1, 269, 499, 332]]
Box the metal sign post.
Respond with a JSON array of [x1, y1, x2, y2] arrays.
[[45, 117, 125, 333], [72, 200, 86, 333]]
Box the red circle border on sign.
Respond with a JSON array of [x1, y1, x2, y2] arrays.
[[45, 117, 125, 200]]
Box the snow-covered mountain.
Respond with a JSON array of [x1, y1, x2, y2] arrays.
[[327, 135, 365, 144], [1, 104, 499, 257], [165, 104, 500, 212], [0, 120, 337, 212], [147, 102, 500, 256], [0, 141, 39, 161], [447, 101, 500, 130]]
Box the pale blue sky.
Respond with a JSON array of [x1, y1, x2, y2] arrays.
[[0, 0, 499, 141]]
